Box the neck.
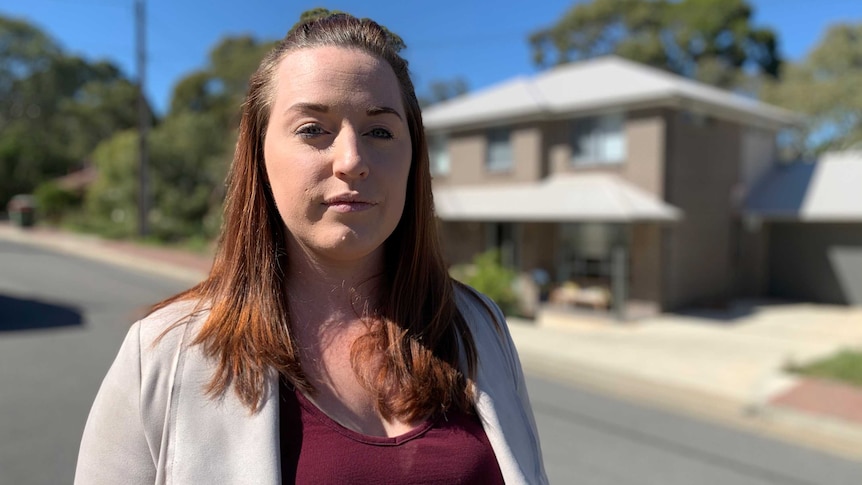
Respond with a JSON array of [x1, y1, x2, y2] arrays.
[[284, 238, 386, 329]]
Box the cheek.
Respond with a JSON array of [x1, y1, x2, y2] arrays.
[[264, 158, 310, 224], [265, 138, 314, 196]]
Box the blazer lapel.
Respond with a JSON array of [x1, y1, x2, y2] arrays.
[[170, 342, 280, 484]]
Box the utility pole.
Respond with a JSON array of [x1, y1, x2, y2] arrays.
[[135, 0, 149, 237]]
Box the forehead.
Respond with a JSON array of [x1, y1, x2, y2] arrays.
[[271, 46, 404, 113]]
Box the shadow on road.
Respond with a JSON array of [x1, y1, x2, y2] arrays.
[[0, 294, 83, 331]]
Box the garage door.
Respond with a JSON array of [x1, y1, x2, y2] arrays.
[[769, 223, 862, 305]]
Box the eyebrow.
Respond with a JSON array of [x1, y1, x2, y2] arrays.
[[286, 102, 329, 115], [285, 102, 403, 121], [367, 106, 403, 121]]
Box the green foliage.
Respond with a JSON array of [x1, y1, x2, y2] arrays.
[[33, 180, 81, 223], [452, 250, 518, 315], [762, 23, 862, 157], [0, 16, 61, 97], [83, 112, 230, 241], [787, 349, 862, 388], [529, 0, 780, 89], [152, 34, 278, 242], [57, 75, 140, 159], [208, 36, 275, 98], [82, 130, 139, 238], [169, 70, 215, 115], [418, 77, 469, 108], [167, 36, 275, 132], [0, 15, 142, 206], [147, 111, 229, 241]]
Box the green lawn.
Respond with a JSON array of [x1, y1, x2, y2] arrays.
[[788, 349, 862, 387]]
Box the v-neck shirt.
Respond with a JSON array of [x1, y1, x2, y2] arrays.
[[279, 380, 505, 484]]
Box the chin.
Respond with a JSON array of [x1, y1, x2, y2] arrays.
[[313, 231, 387, 263]]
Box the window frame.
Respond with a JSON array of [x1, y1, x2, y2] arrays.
[[485, 127, 514, 173], [428, 132, 451, 176], [570, 112, 627, 166]]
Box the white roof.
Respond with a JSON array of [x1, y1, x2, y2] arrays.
[[423, 56, 798, 130], [745, 151, 862, 221], [433, 174, 682, 222]]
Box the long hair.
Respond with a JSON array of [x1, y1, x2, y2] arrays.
[[155, 14, 477, 421]]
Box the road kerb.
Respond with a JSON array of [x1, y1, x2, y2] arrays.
[[0, 225, 206, 284], [518, 346, 862, 462]]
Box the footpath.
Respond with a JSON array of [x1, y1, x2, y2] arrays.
[[2, 223, 861, 461]]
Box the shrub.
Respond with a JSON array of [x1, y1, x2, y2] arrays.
[[451, 249, 518, 316], [34, 181, 82, 224]]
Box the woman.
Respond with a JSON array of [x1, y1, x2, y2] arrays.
[[76, 13, 547, 484]]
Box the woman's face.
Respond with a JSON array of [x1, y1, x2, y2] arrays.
[[264, 46, 412, 266]]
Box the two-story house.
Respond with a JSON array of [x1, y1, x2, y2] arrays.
[[422, 56, 803, 317]]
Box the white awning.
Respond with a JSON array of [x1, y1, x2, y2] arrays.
[[433, 174, 682, 222], [745, 151, 862, 222]]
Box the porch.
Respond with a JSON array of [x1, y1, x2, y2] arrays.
[[433, 174, 682, 319]]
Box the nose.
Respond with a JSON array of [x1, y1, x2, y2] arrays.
[[332, 127, 369, 180]]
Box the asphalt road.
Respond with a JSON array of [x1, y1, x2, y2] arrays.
[[0, 239, 188, 484], [1, 239, 861, 484], [530, 375, 862, 484]]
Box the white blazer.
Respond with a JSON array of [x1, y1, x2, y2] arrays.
[[75, 286, 548, 484]]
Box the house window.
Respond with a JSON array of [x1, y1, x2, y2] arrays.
[[571, 113, 626, 165], [486, 128, 513, 172], [429, 133, 450, 176]]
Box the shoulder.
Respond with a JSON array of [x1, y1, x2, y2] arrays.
[[454, 282, 526, 382], [453, 282, 518, 363], [137, 299, 206, 347], [128, 299, 209, 375], [454, 282, 506, 336]]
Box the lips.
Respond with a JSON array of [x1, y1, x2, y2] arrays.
[[323, 194, 377, 213]]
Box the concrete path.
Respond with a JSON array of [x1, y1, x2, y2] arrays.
[[2, 222, 861, 460], [510, 306, 862, 460]]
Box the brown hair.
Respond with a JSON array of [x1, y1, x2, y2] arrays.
[[155, 13, 477, 421]]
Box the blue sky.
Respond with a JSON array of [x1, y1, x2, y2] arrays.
[[3, 0, 860, 114]]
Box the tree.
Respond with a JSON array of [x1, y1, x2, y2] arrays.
[[168, 36, 276, 129], [0, 17, 65, 204], [147, 111, 227, 240], [169, 70, 215, 115], [0, 16, 142, 206], [529, 0, 780, 89], [0, 16, 60, 104], [762, 23, 862, 156], [84, 112, 227, 241], [418, 77, 469, 108], [151, 35, 278, 240], [86, 33, 274, 241], [82, 130, 139, 237]]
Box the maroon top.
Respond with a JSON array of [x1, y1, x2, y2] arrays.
[[280, 381, 505, 484]]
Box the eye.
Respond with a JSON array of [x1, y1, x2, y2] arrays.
[[367, 127, 393, 139], [295, 124, 326, 138]]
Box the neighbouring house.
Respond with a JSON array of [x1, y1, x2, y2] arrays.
[[421, 55, 848, 318], [54, 164, 98, 194], [744, 151, 862, 305]]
